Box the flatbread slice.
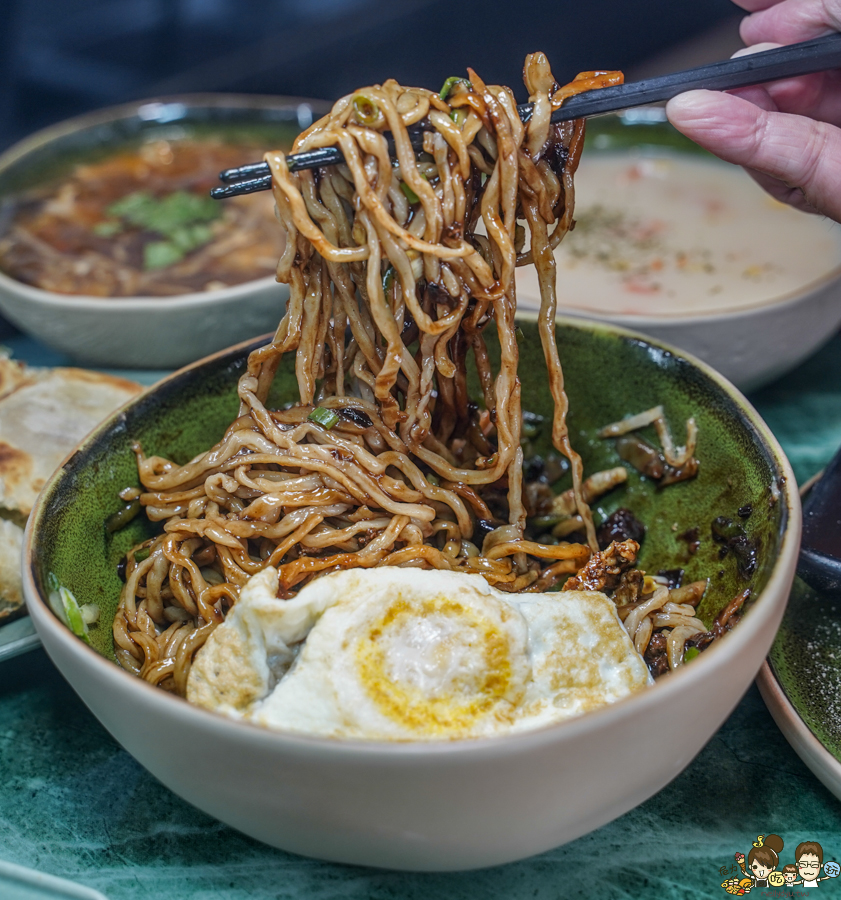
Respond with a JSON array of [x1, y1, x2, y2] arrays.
[[0, 357, 141, 620], [0, 519, 23, 620]]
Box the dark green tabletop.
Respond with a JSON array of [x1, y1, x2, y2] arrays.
[[2, 333, 840, 900]]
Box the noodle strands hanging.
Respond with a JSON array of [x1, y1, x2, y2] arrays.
[[114, 56, 625, 693]]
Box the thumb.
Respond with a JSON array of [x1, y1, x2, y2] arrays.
[[667, 89, 841, 222]]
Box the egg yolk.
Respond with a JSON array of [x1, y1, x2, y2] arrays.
[[354, 595, 520, 735]]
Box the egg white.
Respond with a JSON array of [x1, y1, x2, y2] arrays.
[[187, 566, 652, 740]]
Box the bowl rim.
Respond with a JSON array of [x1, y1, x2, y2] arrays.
[[0, 91, 333, 175], [0, 91, 332, 307], [0, 266, 282, 310], [520, 260, 841, 326], [756, 660, 841, 798], [22, 313, 802, 759]]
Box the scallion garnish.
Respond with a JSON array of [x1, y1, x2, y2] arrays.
[[450, 108, 468, 127], [400, 182, 420, 204], [352, 94, 381, 126], [103, 190, 221, 271], [47, 584, 92, 643], [105, 499, 141, 534], [308, 407, 340, 429], [382, 265, 395, 295], [440, 76, 469, 101]]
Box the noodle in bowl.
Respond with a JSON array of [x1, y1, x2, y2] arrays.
[[112, 59, 654, 704], [24, 316, 799, 868], [24, 57, 801, 866]]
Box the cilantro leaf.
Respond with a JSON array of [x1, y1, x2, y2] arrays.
[[106, 190, 222, 270], [144, 241, 185, 270]]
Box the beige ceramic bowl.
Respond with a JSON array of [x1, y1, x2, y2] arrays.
[[0, 94, 329, 368], [553, 277, 841, 393], [22, 319, 801, 870], [516, 111, 841, 391]]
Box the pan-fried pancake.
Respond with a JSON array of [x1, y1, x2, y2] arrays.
[[0, 356, 141, 621]]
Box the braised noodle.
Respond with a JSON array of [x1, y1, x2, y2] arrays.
[[112, 55, 692, 695]]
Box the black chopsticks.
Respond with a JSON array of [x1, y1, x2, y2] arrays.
[[212, 33, 841, 199]]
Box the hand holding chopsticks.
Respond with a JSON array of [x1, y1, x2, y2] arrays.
[[212, 33, 841, 200]]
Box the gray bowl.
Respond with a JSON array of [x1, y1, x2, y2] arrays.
[[0, 93, 330, 368]]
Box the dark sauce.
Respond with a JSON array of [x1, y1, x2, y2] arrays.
[[337, 407, 373, 429], [678, 526, 700, 556], [474, 518, 497, 540], [657, 568, 684, 589], [596, 508, 645, 549], [711, 516, 758, 579]]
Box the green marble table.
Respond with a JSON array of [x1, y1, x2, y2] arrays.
[[2, 333, 840, 900]]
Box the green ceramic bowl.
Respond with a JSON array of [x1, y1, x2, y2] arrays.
[[23, 316, 801, 870], [758, 477, 841, 803]]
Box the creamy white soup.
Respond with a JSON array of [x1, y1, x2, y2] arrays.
[[515, 153, 841, 317]]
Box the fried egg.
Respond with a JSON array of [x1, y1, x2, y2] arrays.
[[187, 566, 652, 740]]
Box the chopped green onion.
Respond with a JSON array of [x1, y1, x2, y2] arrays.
[[399, 169, 428, 205], [93, 220, 122, 238], [400, 182, 420, 204], [515, 326, 525, 345], [529, 514, 564, 530], [134, 547, 151, 563], [80, 603, 100, 626], [47, 571, 60, 593], [450, 108, 468, 127], [382, 265, 395, 295], [108, 190, 219, 232], [440, 76, 469, 101], [684, 647, 700, 663], [51, 586, 90, 642], [144, 241, 184, 271], [103, 190, 221, 270], [105, 499, 141, 534], [308, 407, 341, 429], [352, 94, 380, 126], [170, 223, 213, 252]]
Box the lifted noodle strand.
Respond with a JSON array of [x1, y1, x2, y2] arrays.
[[115, 55, 623, 692]]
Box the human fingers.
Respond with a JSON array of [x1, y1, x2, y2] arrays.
[[680, 39, 839, 128], [732, 0, 784, 12], [740, 0, 841, 45], [729, 82, 779, 111], [666, 89, 841, 221], [744, 166, 820, 213], [760, 70, 841, 124], [731, 44, 841, 125]]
